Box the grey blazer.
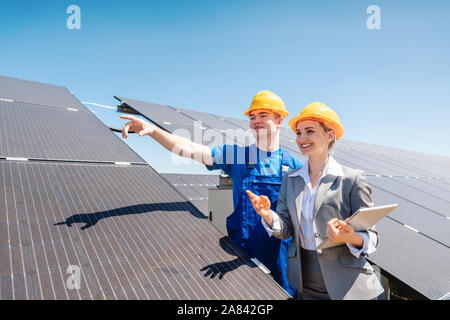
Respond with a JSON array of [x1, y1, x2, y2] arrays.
[[271, 164, 384, 300]]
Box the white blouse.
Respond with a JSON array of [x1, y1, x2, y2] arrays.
[[262, 155, 376, 258]]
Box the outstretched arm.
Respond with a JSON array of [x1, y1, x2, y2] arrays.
[[121, 115, 213, 166]]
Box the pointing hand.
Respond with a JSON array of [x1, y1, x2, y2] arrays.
[[120, 115, 155, 139]]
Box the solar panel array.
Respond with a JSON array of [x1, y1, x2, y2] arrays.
[[118, 96, 450, 300], [0, 76, 291, 300]]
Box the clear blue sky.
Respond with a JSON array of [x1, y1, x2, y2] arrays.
[[1, 0, 449, 172]]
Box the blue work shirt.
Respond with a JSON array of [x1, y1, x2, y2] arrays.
[[205, 144, 303, 210]]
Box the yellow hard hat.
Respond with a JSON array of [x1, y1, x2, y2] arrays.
[[288, 102, 344, 140], [243, 90, 288, 119]]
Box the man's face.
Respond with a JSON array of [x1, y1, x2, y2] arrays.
[[249, 110, 282, 140]]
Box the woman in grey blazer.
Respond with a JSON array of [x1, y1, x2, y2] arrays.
[[247, 102, 384, 300]]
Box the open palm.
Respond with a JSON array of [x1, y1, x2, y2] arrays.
[[246, 190, 272, 220]]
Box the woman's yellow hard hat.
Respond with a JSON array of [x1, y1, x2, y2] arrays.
[[243, 90, 288, 119], [288, 102, 344, 140]]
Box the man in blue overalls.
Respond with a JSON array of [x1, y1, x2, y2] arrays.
[[121, 90, 303, 297]]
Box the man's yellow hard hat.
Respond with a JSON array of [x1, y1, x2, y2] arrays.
[[243, 90, 288, 119], [288, 102, 344, 140]]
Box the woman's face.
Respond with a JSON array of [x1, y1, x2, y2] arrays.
[[295, 120, 334, 156]]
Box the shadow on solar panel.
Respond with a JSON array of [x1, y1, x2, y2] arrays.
[[53, 201, 205, 230], [199, 236, 255, 280]]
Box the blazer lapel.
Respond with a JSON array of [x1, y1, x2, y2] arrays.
[[291, 176, 305, 229], [313, 174, 338, 219]]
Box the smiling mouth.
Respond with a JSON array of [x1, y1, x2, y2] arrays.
[[301, 143, 312, 150], [253, 126, 264, 130]]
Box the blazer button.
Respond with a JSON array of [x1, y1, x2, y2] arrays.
[[314, 232, 320, 238]]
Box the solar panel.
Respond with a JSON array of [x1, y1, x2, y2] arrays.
[[368, 218, 450, 300], [332, 148, 408, 176], [116, 96, 265, 148], [214, 116, 298, 142], [368, 180, 450, 247], [368, 177, 449, 216], [214, 116, 250, 130], [161, 174, 219, 217], [417, 179, 450, 193], [0, 100, 145, 164], [0, 160, 290, 300], [173, 108, 245, 132], [115, 96, 195, 127], [178, 109, 298, 144], [338, 146, 450, 179], [339, 140, 450, 172], [160, 123, 241, 147], [0, 75, 86, 111]]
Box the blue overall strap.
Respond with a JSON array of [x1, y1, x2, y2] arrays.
[[245, 146, 290, 176], [244, 145, 257, 174], [280, 148, 291, 175]]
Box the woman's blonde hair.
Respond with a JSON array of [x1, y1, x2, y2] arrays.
[[318, 122, 336, 149]]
